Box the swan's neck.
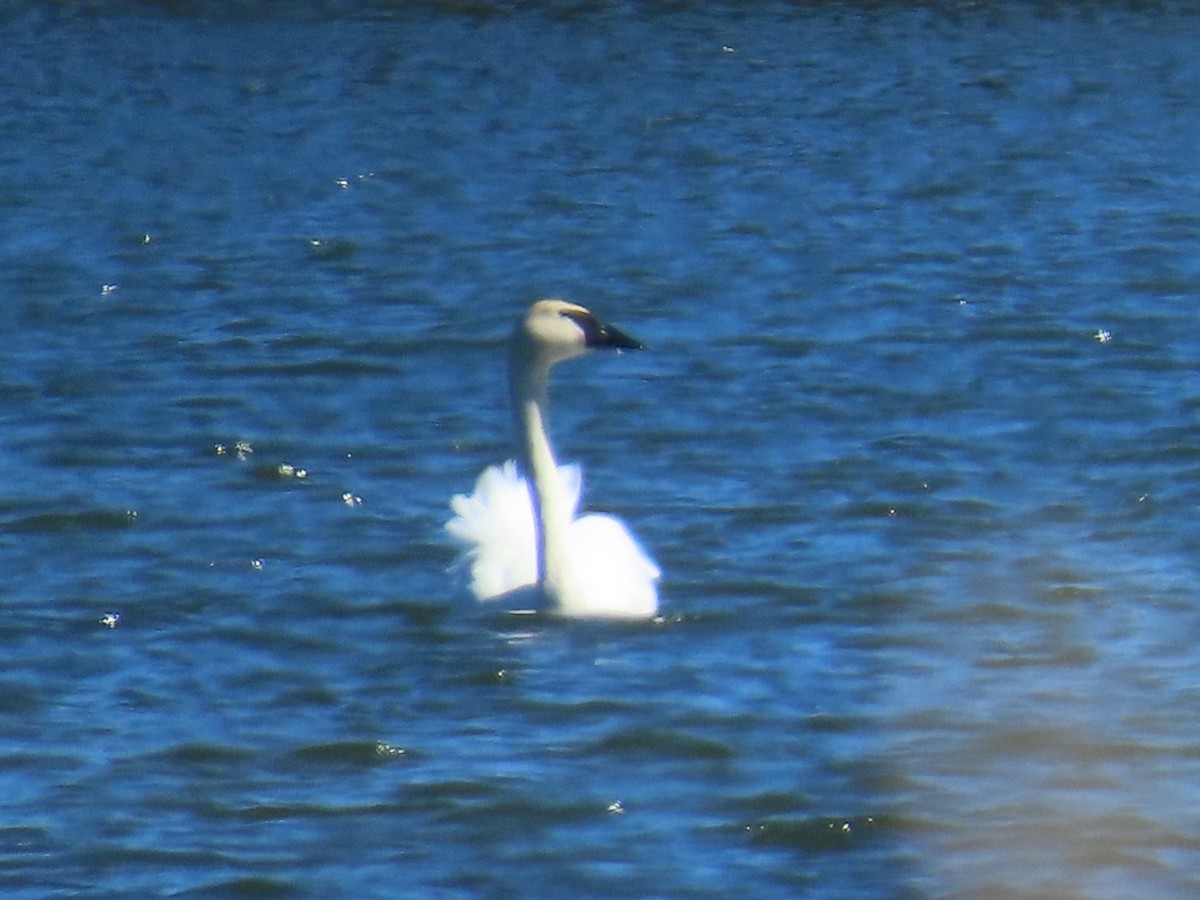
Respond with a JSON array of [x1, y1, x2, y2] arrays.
[[512, 359, 571, 609]]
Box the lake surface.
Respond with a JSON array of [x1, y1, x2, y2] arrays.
[[3, 1, 1200, 896]]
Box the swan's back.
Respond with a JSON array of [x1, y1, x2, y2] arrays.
[[446, 461, 544, 602], [446, 460, 659, 618], [563, 512, 660, 618]]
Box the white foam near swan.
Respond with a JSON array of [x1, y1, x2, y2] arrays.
[[446, 299, 660, 619]]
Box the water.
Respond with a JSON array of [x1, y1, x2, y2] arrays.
[[3, 1, 1200, 896]]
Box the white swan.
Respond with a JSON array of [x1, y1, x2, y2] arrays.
[[446, 299, 660, 619]]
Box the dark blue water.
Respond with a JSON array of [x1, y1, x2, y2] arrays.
[[4, 2, 1200, 897]]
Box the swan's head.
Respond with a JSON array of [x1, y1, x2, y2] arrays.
[[513, 299, 643, 371]]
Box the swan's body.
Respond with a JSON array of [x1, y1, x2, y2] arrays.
[[446, 299, 659, 619]]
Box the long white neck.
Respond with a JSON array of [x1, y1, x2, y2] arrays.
[[511, 355, 572, 610]]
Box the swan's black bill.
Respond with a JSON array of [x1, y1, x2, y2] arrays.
[[566, 308, 644, 351], [592, 321, 643, 351]]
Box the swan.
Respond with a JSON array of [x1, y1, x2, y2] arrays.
[[446, 299, 660, 619]]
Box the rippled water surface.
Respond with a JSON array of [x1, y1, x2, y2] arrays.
[[4, 2, 1200, 897]]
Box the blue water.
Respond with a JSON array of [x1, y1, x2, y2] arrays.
[[4, 1, 1200, 896]]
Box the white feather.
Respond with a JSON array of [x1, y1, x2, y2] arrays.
[[446, 459, 659, 618]]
